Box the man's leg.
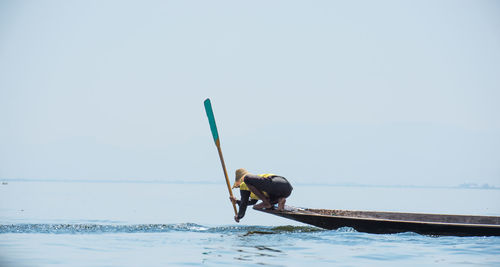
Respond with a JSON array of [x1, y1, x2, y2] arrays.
[[247, 184, 272, 209], [269, 176, 292, 212], [277, 197, 286, 211]]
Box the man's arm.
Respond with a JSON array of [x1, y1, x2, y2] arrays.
[[237, 190, 251, 220]]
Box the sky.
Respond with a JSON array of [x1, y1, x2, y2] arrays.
[[1, 0, 499, 186]]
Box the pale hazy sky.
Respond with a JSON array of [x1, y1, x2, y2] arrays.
[[1, 0, 499, 186]]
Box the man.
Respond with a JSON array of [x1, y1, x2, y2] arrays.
[[229, 168, 293, 222]]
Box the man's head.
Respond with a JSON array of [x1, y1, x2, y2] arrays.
[[232, 168, 249, 188]]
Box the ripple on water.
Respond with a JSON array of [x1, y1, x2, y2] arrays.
[[0, 223, 323, 235]]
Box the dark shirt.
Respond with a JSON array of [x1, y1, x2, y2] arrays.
[[236, 189, 258, 219]]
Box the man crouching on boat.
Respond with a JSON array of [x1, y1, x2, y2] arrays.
[[229, 168, 293, 223]]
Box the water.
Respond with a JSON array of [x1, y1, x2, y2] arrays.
[[1, 181, 500, 266]]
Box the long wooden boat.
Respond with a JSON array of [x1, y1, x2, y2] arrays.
[[257, 206, 500, 236]]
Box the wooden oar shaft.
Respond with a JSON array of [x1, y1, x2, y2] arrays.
[[204, 98, 238, 217], [216, 139, 238, 216]]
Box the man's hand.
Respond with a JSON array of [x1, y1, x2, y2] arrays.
[[234, 215, 240, 223], [229, 196, 237, 205]]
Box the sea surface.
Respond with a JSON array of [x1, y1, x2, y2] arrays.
[[1, 181, 499, 266]]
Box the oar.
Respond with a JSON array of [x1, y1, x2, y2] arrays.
[[204, 98, 238, 216]]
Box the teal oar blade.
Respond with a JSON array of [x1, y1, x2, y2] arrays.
[[204, 98, 219, 144]]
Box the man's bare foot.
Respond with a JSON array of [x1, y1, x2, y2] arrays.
[[277, 198, 286, 211], [253, 202, 272, 210]]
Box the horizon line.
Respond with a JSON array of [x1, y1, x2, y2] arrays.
[[1, 178, 498, 190]]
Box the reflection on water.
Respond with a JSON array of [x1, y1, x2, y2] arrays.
[[243, 230, 274, 236]]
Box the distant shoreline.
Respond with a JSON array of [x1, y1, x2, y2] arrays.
[[1, 178, 498, 190]]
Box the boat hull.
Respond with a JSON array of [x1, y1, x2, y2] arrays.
[[258, 207, 500, 236]]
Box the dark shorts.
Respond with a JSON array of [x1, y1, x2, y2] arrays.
[[244, 175, 293, 204]]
